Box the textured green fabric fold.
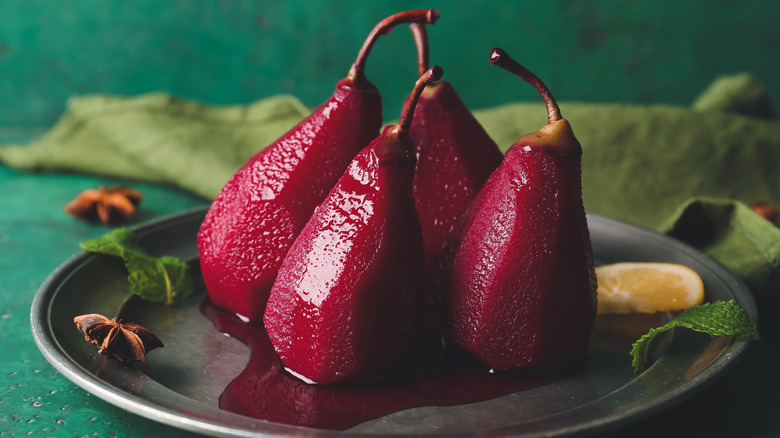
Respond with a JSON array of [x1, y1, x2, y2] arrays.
[[475, 101, 780, 229], [692, 72, 776, 120], [659, 198, 780, 319], [0, 93, 311, 198]]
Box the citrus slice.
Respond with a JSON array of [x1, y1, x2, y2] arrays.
[[596, 262, 705, 314]]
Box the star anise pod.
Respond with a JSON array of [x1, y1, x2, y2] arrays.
[[74, 313, 163, 363], [64, 185, 142, 224]]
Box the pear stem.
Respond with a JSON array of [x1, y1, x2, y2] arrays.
[[410, 23, 429, 77], [392, 66, 444, 136], [490, 47, 562, 124], [347, 9, 439, 85]]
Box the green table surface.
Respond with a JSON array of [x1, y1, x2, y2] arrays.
[[1, 128, 779, 437]]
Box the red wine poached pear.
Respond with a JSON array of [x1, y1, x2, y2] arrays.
[[263, 67, 442, 385], [442, 48, 597, 371]]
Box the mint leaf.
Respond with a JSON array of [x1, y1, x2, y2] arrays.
[[630, 300, 759, 372], [79, 227, 145, 257], [80, 228, 193, 305]]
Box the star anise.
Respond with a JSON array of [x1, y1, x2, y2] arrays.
[[74, 313, 163, 363], [64, 185, 142, 224]]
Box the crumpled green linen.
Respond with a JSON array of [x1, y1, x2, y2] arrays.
[[659, 197, 780, 317], [1, 73, 778, 318], [0, 93, 311, 198]]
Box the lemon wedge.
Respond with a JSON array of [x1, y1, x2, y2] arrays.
[[596, 262, 705, 314]]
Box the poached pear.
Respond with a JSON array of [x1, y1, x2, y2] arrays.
[[263, 67, 444, 385], [442, 48, 597, 371], [408, 23, 504, 302], [197, 10, 439, 322]]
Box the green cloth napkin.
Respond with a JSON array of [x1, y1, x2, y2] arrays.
[[660, 198, 780, 317], [1, 74, 778, 318], [0, 93, 311, 198]]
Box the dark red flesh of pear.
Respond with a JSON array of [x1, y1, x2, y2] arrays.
[[263, 66, 444, 385], [407, 24, 503, 302], [197, 10, 439, 322], [442, 48, 597, 371]]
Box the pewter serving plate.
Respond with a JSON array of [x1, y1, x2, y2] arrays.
[[31, 208, 757, 437]]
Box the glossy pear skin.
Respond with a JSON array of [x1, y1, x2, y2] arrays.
[[198, 81, 381, 322], [409, 81, 503, 299], [443, 119, 597, 371], [263, 126, 424, 385]]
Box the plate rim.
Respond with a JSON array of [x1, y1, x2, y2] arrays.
[[29, 207, 758, 437]]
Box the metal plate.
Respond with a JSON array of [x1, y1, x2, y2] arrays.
[[30, 208, 757, 437]]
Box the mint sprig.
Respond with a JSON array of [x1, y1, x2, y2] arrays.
[[79, 228, 193, 305], [630, 300, 759, 372]]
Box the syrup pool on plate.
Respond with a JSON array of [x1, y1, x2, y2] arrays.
[[201, 299, 570, 430]]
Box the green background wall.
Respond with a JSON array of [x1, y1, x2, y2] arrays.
[[1, 0, 778, 129]]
